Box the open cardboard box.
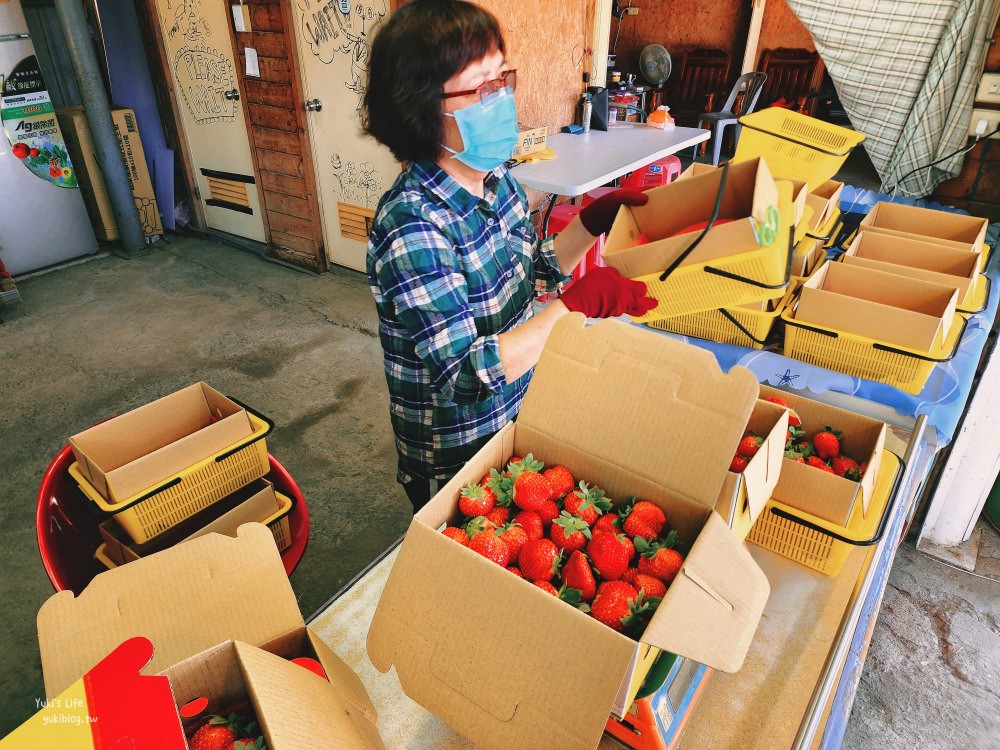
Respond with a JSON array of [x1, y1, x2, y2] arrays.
[[367, 316, 771, 750], [795, 261, 959, 353], [69, 382, 255, 503], [858, 202, 987, 263], [676, 161, 720, 180], [759, 385, 886, 525], [841, 231, 984, 312], [36, 524, 385, 748], [792, 236, 826, 277], [805, 180, 844, 238]]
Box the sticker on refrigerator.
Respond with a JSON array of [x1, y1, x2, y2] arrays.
[[1, 55, 77, 188]]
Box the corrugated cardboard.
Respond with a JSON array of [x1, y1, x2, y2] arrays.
[[841, 231, 981, 310], [759, 385, 886, 524], [511, 126, 548, 158], [805, 180, 843, 236], [603, 158, 781, 280], [367, 316, 771, 750], [676, 162, 719, 181], [858, 202, 986, 257], [99, 478, 282, 565], [162, 640, 385, 749], [55, 106, 119, 241], [715, 399, 789, 541], [69, 382, 252, 502], [795, 262, 959, 352], [36, 523, 381, 745], [792, 236, 825, 277], [110, 107, 163, 236]]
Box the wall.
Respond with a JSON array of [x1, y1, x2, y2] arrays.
[[756, 0, 813, 64]]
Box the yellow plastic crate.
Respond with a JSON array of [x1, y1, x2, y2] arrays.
[[734, 108, 866, 190], [781, 307, 968, 395], [648, 286, 794, 348], [747, 450, 902, 575], [69, 406, 272, 544]]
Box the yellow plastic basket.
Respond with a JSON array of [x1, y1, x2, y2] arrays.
[[781, 307, 969, 395], [747, 451, 902, 576], [647, 285, 794, 348], [69, 403, 273, 544], [734, 108, 866, 190]]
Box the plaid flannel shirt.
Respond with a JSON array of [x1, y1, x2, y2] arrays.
[[368, 160, 571, 484]]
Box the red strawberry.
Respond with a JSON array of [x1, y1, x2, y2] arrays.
[[633, 573, 667, 599], [512, 510, 544, 540], [590, 582, 659, 635], [513, 472, 552, 511], [459, 481, 496, 517], [534, 580, 558, 596], [561, 550, 597, 601], [812, 426, 842, 459], [507, 455, 524, 467], [635, 533, 683, 584], [442, 526, 469, 546], [736, 433, 762, 459], [486, 468, 514, 507], [550, 511, 591, 552], [622, 499, 666, 541], [831, 455, 860, 479], [785, 424, 807, 451], [543, 465, 575, 497], [537, 498, 561, 528], [467, 529, 511, 567], [506, 566, 523, 578], [564, 482, 612, 526], [188, 717, 238, 750], [765, 396, 801, 427], [464, 515, 495, 535], [233, 739, 266, 750], [806, 455, 835, 473], [730, 454, 749, 473], [593, 513, 621, 535], [793, 456, 806, 464], [499, 522, 529, 564], [519, 538, 561, 582], [621, 567, 641, 587], [587, 532, 633, 581], [485, 506, 510, 527]]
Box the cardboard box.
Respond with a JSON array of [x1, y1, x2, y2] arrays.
[[110, 107, 163, 236], [715, 399, 789, 542], [841, 231, 982, 311], [794, 262, 959, 353], [367, 316, 771, 750], [98, 478, 288, 566], [36, 523, 385, 750], [791, 236, 826, 277], [805, 180, 843, 237], [511, 126, 548, 158], [858, 202, 986, 260], [759, 385, 887, 524], [69, 382, 254, 503], [676, 162, 720, 181], [55, 106, 119, 241]]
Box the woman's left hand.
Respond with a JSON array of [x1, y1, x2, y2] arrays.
[[578, 189, 648, 237]]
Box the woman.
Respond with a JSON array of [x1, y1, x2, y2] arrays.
[[362, 0, 656, 511]]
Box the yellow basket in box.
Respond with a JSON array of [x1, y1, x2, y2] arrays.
[[69, 397, 273, 544], [733, 108, 866, 190], [647, 284, 794, 348], [747, 450, 903, 575], [603, 158, 796, 323]]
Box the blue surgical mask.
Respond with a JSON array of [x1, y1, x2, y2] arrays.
[[443, 88, 519, 172]]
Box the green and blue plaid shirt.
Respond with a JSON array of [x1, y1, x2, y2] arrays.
[[368, 160, 571, 484]]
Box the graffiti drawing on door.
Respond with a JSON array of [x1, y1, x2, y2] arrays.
[[330, 153, 382, 206], [167, 0, 210, 42]]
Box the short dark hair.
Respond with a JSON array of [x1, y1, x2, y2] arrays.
[[362, 0, 506, 163]]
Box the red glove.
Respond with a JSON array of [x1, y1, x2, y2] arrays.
[[560, 267, 658, 318], [578, 189, 648, 236]]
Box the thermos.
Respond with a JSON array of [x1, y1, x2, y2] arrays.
[[580, 93, 593, 133]]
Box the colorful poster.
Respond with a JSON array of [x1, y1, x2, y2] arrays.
[[1, 55, 78, 188]]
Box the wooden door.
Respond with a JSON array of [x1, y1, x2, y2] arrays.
[[228, 0, 327, 271], [149, 0, 267, 241], [289, 0, 400, 272]]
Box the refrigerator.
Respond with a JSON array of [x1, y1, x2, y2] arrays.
[[0, 0, 96, 275]]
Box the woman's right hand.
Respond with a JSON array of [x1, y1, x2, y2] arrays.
[[559, 267, 658, 318]]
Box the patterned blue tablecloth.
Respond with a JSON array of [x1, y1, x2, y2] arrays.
[[639, 190, 1000, 445]]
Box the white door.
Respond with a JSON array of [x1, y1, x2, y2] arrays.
[[151, 0, 266, 241], [290, 0, 399, 271]]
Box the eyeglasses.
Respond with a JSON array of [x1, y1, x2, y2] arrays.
[[441, 70, 517, 103]]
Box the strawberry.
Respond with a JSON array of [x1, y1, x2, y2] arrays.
[[543, 465, 575, 498], [587, 532, 633, 581], [564, 482, 612, 526], [442, 526, 469, 546], [633, 572, 667, 599], [233, 739, 266, 750], [513, 471, 552, 511], [556, 584, 591, 612], [188, 716, 241, 750], [459, 481, 496, 517], [812, 426, 842, 459], [786, 424, 805, 447], [831, 455, 860, 479], [621, 567, 641, 587], [551, 511, 592, 552], [736, 433, 762, 459], [621, 499, 667, 541], [561, 550, 597, 601], [593, 513, 621, 535], [729, 455, 749, 473], [507, 455, 524, 468], [519, 538, 561, 582], [765, 396, 801, 427], [464, 515, 495, 536], [499, 522, 529, 564], [806, 455, 835, 473], [512, 510, 544, 541], [485, 506, 510, 527], [635, 533, 683, 584], [506, 566, 523, 578], [534, 580, 558, 596], [467, 529, 511, 567], [591, 582, 660, 635], [793, 456, 806, 464], [537, 497, 561, 527]]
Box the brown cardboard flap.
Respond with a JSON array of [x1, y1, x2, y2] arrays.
[[860, 202, 987, 246], [518, 316, 759, 509], [641, 513, 770, 671], [236, 642, 387, 750], [38, 524, 301, 697], [367, 520, 636, 750], [741, 400, 788, 519], [305, 630, 379, 722]]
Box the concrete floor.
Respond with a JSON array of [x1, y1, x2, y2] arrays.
[[1, 235, 998, 747]]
